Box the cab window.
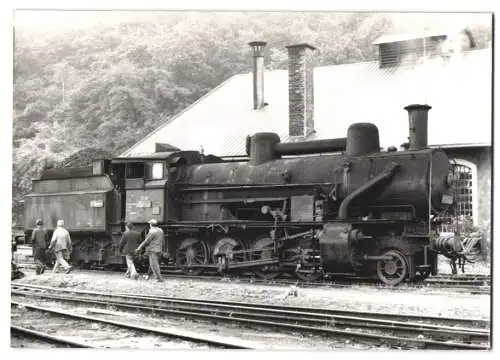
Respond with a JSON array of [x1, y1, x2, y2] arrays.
[[127, 163, 145, 179], [152, 162, 164, 179]]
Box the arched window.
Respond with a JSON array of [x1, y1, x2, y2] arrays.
[[436, 158, 478, 233], [452, 159, 478, 226]]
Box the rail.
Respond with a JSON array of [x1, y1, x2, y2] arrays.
[[11, 325, 94, 348], [12, 284, 490, 349], [11, 300, 261, 349]]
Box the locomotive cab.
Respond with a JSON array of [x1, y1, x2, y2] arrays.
[[110, 151, 204, 227], [106, 151, 201, 263], [111, 154, 171, 226]]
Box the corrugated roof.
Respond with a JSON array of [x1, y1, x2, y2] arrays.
[[121, 48, 492, 158]]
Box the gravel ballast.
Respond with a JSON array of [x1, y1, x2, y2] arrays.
[[13, 267, 490, 321]]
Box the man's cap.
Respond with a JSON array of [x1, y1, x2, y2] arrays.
[[148, 219, 158, 225], [57, 220, 65, 227], [125, 222, 134, 229], [36, 219, 43, 226]]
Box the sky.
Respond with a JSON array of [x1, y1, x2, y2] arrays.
[[12, 10, 492, 34]]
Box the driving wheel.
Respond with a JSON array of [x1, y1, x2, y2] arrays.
[[176, 237, 209, 275], [212, 237, 247, 265], [251, 236, 281, 280]]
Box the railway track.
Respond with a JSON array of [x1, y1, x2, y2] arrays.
[[12, 283, 490, 349], [11, 300, 261, 349], [137, 272, 491, 295], [11, 325, 94, 348], [15, 264, 491, 294], [160, 272, 491, 294], [423, 276, 490, 286]]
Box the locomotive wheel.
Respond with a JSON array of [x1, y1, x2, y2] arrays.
[[376, 250, 408, 286], [212, 237, 247, 265], [176, 237, 209, 276], [251, 236, 281, 280], [294, 264, 324, 282], [290, 236, 323, 282]]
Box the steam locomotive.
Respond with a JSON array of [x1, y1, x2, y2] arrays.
[[24, 104, 462, 285]]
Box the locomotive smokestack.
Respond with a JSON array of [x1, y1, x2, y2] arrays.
[[248, 41, 267, 110], [404, 104, 431, 151]]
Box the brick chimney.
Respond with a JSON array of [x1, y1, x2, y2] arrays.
[[248, 41, 267, 110], [286, 43, 316, 137]]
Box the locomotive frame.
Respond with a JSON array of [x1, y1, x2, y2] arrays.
[[24, 104, 463, 286]]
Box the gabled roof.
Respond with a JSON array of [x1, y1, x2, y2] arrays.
[[121, 48, 492, 157]]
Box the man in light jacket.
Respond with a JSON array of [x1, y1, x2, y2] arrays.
[[48, 219, 73, 274], [136, 219, 163, 282]]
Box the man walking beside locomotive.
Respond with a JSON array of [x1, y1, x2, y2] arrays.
[[119, 222, 141, 280], [48, 220, 73, 274], [135, 219, 163, 282], [31, 219, 49, 275]]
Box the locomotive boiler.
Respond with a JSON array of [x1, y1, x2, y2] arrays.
[[24, 104, 461, 285]]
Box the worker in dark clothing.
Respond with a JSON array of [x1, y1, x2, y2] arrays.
[[11, 236, 24, 280], [136, 219, 163, 282], [31, 219, 49, 275], [118, 222, 141, 279], [109, 170, 119, 189], [11, 261, 25, 280]]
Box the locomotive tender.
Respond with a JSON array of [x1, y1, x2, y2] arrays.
[[24, 104, 459, 285]]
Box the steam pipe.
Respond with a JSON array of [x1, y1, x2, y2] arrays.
[[247, 133, 347, 164], [338, 162, 400, 220], [274, 138, 347, 156]]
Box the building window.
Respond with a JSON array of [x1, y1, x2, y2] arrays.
[[454, 164, 473, 216], [437, 159, 478, 232]]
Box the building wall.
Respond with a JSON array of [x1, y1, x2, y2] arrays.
[[443, 146, 491, 231]]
